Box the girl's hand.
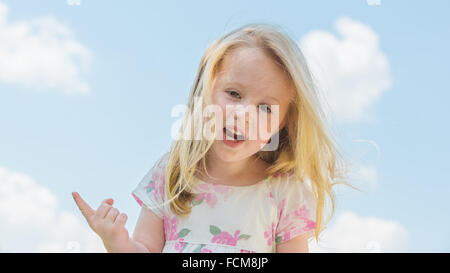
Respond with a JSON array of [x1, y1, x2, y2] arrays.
[[72, 192, 130, 252]]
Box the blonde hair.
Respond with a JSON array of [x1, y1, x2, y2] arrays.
[[163, 23, 351, 242]]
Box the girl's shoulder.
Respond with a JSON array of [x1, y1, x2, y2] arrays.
[[267, 171, 315, 203], [267, 170, 295, 187]]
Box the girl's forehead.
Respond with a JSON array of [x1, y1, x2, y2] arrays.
[[216, 47, 292, 89]]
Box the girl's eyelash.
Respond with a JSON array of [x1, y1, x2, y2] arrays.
[[259, 104, 272, 113], [226, 90, 241, 99], [226, 90, 272, 113]]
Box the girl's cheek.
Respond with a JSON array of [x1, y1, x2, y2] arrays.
[[257, 119, 274, 142]]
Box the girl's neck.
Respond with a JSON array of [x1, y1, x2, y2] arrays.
[[199, 151, 270, 186]]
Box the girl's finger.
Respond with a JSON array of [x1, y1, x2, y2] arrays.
[[114, 213, 128, 226], [96, 199, 114, 219], [72, 192, 95, 221], [105, 207, 120, 224]]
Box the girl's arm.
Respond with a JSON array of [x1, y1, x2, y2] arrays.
[[94, 205, 165, 253], [275, 232, 310, 253], [131, 206, 166, 253]]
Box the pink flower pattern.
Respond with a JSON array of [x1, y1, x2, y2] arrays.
[[293, 205, 317, 231], [240, 249, 257, 253], [264, 222, 276, 246], [275, 199, 316, 244], [191, 182, 233, 208], [209, 225, 251, 246], [174, 238, 186, 252], [200, 247, 213, 253], [163, 215, 179, 241], [163, 215, 191, 252], [144, 167, 166, 203], [212, 230, 241, 246], [192, 192, 218, 208]]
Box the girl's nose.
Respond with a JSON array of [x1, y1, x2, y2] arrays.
[[231, 104, 258, 131], [233, 107, 250, 123], [228, 104, 259, 138]]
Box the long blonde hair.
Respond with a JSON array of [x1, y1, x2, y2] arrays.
[[163, 23, 350, 242]]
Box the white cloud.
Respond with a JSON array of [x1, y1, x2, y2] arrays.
[[0, 1, 91, 94], [344, 138, 382, 192], [343, 163, 378, 193], [309, 211, 408, 252], [0, 166, 104, 252], [353, 164, 378, 190], [299, 16, 392, 123]]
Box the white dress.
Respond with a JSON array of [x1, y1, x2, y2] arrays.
[[131, 153, 317, 253]]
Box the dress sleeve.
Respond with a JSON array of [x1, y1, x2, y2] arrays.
[[274, 175, 317, 244], [131, 153, 169, 219]]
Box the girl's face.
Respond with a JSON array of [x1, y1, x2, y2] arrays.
[[209, 46, 294, 162]]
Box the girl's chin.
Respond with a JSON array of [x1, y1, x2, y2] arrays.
[[212, 140, 263, 159]]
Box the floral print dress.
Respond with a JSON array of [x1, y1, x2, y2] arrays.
[[131, 153, 317, 253]]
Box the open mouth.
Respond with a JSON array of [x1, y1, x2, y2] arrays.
[[223, 127, 245, 142]]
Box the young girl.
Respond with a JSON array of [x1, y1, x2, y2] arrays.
[[72, 23, 347, 253]]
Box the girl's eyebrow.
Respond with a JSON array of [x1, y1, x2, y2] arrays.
[[225, 80, 280, 103], [265, 95, 280, 104]]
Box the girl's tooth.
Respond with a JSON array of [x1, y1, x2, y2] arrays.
[[224, 127, 245, 141]]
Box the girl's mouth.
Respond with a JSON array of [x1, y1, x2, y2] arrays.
[[222, 127, 245, 147]]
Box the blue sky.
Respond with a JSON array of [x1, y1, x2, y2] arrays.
[[0, 0, 449, 252]]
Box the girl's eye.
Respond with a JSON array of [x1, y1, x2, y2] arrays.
[[259, 104, 272, 113], [226, 90, 241, 99]]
